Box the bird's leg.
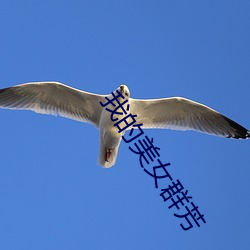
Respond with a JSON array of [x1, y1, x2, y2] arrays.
[[105, 149, 112, 162]]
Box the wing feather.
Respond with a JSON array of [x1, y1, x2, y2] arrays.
[[130, 97, 249, 139], [0, 82, 106, 127]]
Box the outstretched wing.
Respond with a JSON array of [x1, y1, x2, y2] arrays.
[[130, 97, 249, 139], [0, 82, 106, 127]]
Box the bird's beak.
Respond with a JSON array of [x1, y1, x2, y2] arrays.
[[120, 85, 125, 93]]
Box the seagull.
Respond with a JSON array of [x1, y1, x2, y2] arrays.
[[0, 82, 249, 168]]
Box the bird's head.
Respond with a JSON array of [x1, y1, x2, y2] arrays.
[[119, 84, 130, 98]]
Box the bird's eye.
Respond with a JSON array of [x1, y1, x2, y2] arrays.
[[125, 92, 129, 97]]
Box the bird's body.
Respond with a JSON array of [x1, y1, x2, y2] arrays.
[[0, 82, 249, 168], [98, 102, 123, 167]]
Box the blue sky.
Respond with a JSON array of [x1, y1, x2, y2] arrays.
[[0, 1, 249, 249]]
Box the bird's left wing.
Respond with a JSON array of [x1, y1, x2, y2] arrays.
[[0, 82, 106, 127], [130, 97, 249, 139]]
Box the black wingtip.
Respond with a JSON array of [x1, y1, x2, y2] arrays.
[[0, 88, 8, 94], [222, 115, 250, 139]]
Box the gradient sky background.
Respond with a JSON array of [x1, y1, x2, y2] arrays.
[[0, 1, 249, 249]]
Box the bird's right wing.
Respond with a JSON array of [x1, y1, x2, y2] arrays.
[[0, 82, 106, 127]]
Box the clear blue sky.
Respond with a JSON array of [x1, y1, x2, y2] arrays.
[[0, 1, 249, 249]]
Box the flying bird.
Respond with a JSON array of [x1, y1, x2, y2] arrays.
[[0, 82, 249, 168]]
